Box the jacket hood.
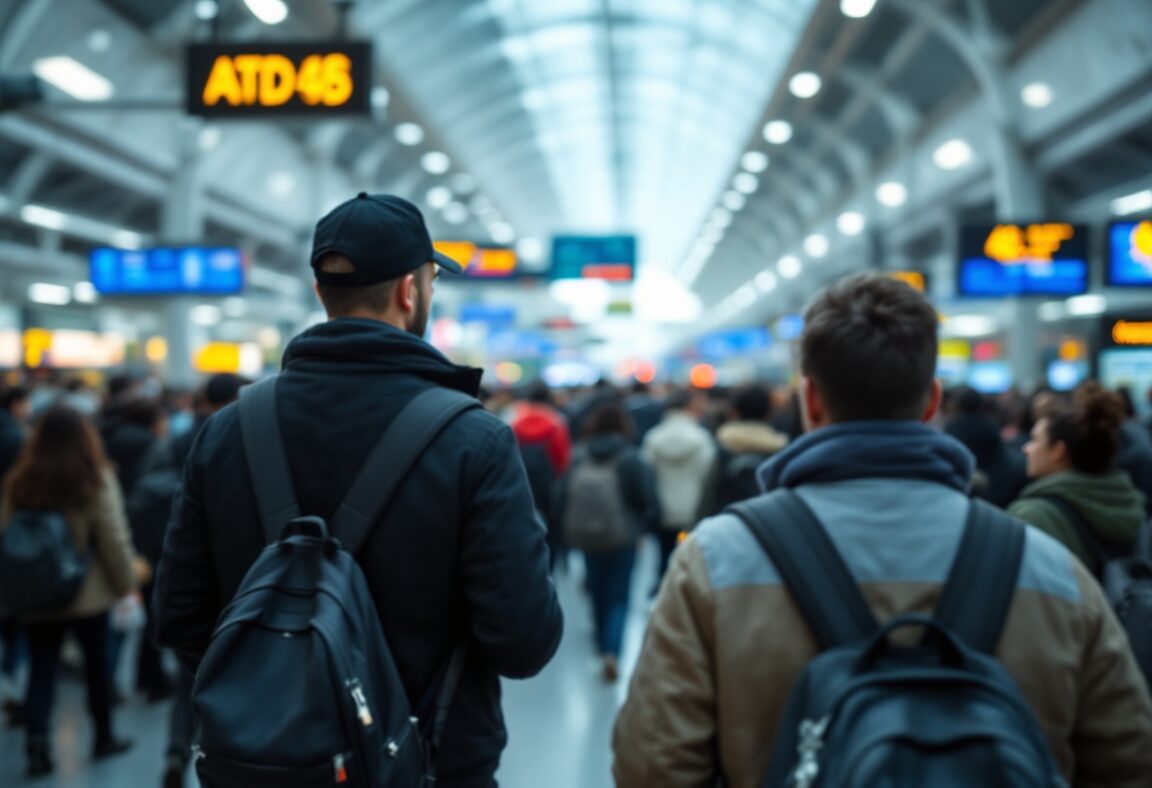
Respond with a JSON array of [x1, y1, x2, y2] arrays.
[[282, 318, 482, 395], [717, 420, 789, 456], [759, 421, 975, 493], [646, 413, 713, 463], [584, 435, 631, 460], [513, 405, 562, 445], [1018, 471, 1146, 542]]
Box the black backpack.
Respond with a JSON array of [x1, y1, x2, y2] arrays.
[[717, 449, 770, 509], [192, 378, 479, 788], [0, 510, 89, 615], [126, 444, 183, 566], [729, 492, 1068, 788], [1040, 495, 1152, 690]]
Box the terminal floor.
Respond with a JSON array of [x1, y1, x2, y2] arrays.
[[0, 542, 657, 788]]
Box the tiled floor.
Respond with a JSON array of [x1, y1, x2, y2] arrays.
[[0, 542, 657, 788]]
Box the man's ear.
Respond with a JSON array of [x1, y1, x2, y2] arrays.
[[921, 379, 944, 423], [800, 376, 824, 431], [396, 273, 417, 314]]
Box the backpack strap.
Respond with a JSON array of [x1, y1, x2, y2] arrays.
[[238, 377, 302, 545], [729, 490, 878, 650], [932, 501, 1026, 654], [1037, 495, 1111, 577], [329, 387, 481, 554]]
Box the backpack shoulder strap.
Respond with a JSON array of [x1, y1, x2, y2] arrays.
[[728, 490, 878, 650], [238, 377, 301, 544], [1037, 495, 1110, 576], [933, 500, 1026, 654], [330, 387, 481, 554]]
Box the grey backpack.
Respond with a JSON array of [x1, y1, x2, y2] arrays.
[[562, 453, 634, 551]]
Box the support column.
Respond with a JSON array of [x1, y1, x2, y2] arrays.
[[160, 120, 205, 389]]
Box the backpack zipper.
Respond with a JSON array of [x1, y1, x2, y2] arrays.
[[346, 678, 374, 727], [788, 715, 830, 788], [333, 753, 348, 783]]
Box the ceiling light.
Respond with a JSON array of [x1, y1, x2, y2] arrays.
[[517, 237, 544, 263], [804, 233, 829, 258], [426, 186, 452, 209], [709, 207, 733, 228], [267, 172, 296, 197], [945, 314, 997, 337], [837, 211, 866, 236], [421, 151, 451, 175], [371, 87, 390, 109], [755, 271, 777, 293], [198, 126, 221, 151], [933, 138, 973, 170], [394, 122, 424, 146], [194, 0, 219, 20], [840, 0, 877, 17], [191, 304, 222, 326], [32, 56, 113, 101], [450, 173, 477, 194], [73, 281, 98, 304], [442, 202, 469, 225], [741, 151, 769, 173], [29, 283, 71, 306], [1111, 189, 1152, 216], [87, 30, 111, 53], [243, 0, 287, 25], [489, 222, 515, 245], [21, 204, 67, 231], [778, 255, 802, 279], [722, 191, 746, 212], [1021, 81, 1053, 109], [1066, 294, 1107, 316], [733, 172, 759, 194], [789, 72, 822, 99], [763, 120, 793, 145], [876, 181, 907, 207]]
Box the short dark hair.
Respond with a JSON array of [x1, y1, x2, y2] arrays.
[[732, 384, 771, 421], [664, 389, 693, 412], [524, 380, 553, 405], [205, 373, 246, 407], [582, 403, 633, 441], [1, 385, 29, 411], [314, 253, 401, 316], [953, 386, 985, 416], [801, 273, 938, 421]]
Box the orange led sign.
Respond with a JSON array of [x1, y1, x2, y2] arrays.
[[889, 271, 926, 292], [982, 223, 1076, 264], [1112, 320, 1152, 347], [186, 42, 372, 117]]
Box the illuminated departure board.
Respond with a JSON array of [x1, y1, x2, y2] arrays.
[[957, 223, 1089, 297], [186, 42, 372, 117]]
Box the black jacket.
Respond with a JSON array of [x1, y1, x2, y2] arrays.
[[944, 413, 1027, 508], [101, 419, 158, 498], [153, 319, 563, 787], [0, 410, 22, 484]]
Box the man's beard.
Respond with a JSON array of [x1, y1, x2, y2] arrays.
[[406, 290, 429, 339]]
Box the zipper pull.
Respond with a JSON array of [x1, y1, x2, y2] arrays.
[[349, 679, 373, 727], [333, 753, 348, 784]]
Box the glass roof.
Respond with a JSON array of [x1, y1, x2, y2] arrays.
[[362, 0, 817, 272]]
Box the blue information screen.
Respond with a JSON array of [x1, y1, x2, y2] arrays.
[[957, 224, 1088, 297], [696, 328, 772, 359], [551, 235, 636, 280], [1107, 221, 1152, 287], [90, 247, 245, 295]]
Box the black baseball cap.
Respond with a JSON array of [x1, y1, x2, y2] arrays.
[[310, 192, 464, 286]]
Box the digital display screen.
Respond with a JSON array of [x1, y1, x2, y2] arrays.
[[1100, 348, 1152, 419], [90, 247, 245, 295], [1047, 360, 1089, 392], [957, 223, 1089, 297], [186, 42, 373, 117], [1107, 221, 1152, 287], [696, 328, 772, 359], [435, 242, 521, 280], [551, 235, 636, 281], [459, 304, 516, 325], [966, 361, 1012, 393]]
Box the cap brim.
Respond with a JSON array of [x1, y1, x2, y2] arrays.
[[432, 250, 465, 274]]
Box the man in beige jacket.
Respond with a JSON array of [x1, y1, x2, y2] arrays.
[[613, 274, 1152, 787]]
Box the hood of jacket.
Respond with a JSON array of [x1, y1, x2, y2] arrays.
[[584, 435, 631, 461], [512, 404, 563, 445], [758, 420, 975, 493], [645, 413, 714, 464], [1017, 471, 1146, 542], [282, 318, 482, 395], [717, 420, 789, 456]]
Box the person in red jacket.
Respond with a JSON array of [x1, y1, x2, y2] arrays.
[[511, 381, 572, 571]]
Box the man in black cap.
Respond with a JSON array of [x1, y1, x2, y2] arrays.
[[154, 194, 563, 787]]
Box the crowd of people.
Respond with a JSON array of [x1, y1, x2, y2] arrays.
[[0, 193, 1149, 787]]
